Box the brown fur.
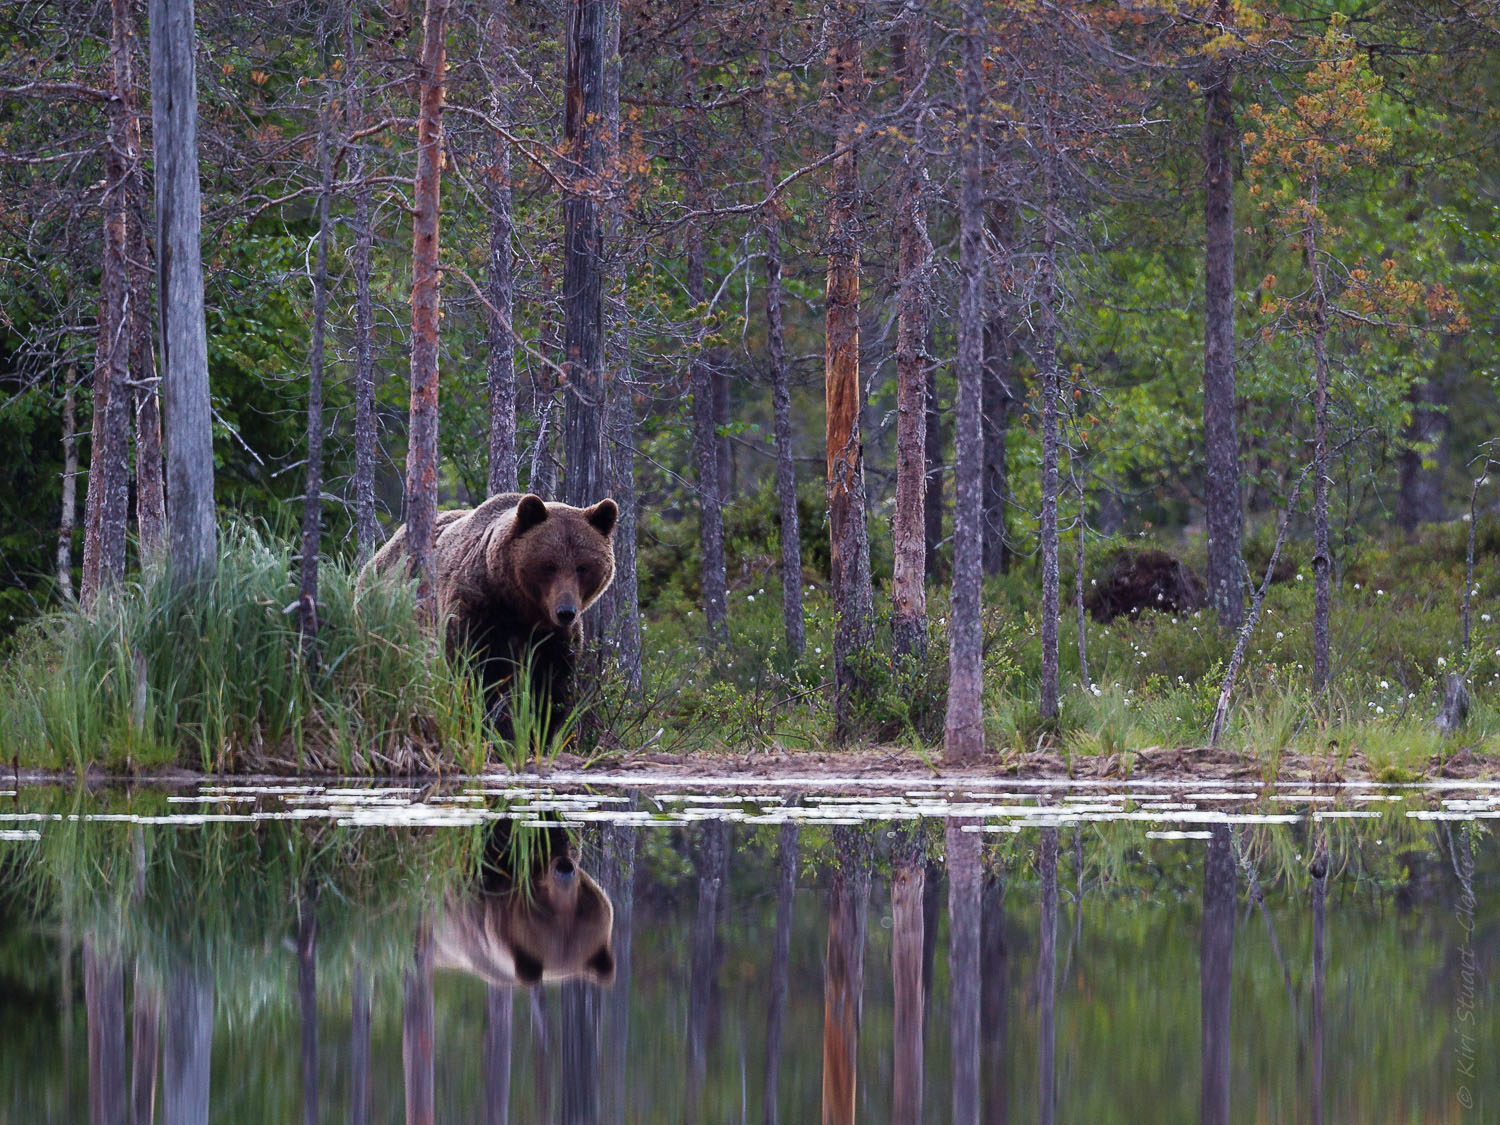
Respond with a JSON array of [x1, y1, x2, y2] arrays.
[[433, 847, 615, 987], [363, 492, 617, 724]]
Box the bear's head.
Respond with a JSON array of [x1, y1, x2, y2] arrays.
[[433, 833, 616, 988], [493, 494, 618, 630]]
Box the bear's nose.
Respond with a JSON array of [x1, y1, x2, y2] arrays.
[[554, 857, 575, 880], [555, 603, 577, 625]]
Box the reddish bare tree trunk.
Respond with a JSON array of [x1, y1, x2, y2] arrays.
[[759, 37, 805, 660], [404, 0, 451, 618], [824, 0, 873, 735], [945, 0, 985, 764], [298, 102, 333, 653], [1202, 0, 1244, 631], [486, 1, 517, 496], [891, 0, 931, 665]]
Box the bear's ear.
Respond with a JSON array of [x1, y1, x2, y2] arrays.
[[514, 494, 548, 534], [586, 944, 615, 984], [584, 498, 618, 538], [512, 947, 545, 985]]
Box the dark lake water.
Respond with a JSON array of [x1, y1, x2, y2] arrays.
[[1, 776, 1496, 1122]]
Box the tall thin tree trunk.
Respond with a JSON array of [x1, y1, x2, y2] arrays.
[[1202, 0, 1244, 631], [924, 343, 943, 582], [763, 822, 798, 1125], [562, 0, 609, 536], [891, 0, 931, 665], [82, 0, 136, 608], [824, 0, 874, 736], [602, 0, 641, 685], [684, 44, 728, 649], [890, 832, 925, 1123], [758, 38, 805, 660], [981, 206, 1015, 577], [945, 0, 985, 764], [947, 820, 981, 1125], [117, 0, 164, 568], [346, 8, 378, 563], [1037, 126, 1062, 724], [404, 0, 452, 618], [150, 0, 216, 588], [58, 365, 79, 601], [485, 2, 518, 495], [1307, 193, 1331, 693], [299, 101, 334, 654]]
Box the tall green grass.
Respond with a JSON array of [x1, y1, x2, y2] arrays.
[[0, 525, 488, 773]]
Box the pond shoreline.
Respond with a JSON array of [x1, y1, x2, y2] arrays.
[[11, 743, 1500, 791]]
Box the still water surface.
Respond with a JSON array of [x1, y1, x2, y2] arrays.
[[1, 777, 1496, 1122]]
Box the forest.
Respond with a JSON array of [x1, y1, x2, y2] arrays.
[[1, 0, 1498, 772]]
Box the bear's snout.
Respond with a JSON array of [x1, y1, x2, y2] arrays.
[[554, 602, 577, 626]]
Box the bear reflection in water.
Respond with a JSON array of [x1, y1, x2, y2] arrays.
[[433, 823, 615, 988]]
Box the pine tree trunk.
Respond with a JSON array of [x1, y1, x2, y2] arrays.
[[1037, 134, 1062, 724], [404, 0, 451, 618], [117, 0, 164, 568], [603, 0, 641, 686], [82, 0, 137, 608], [945, 0, 985, 764], [345, 2, 377, 562], [981, 206, 1014, 577], [486, 1, 518, 496], [685, 45, 729, 648], [298, 103, 333, 653], [824, 0, 874, 736], [149, 0, 216, 589], [562, 0, 607, 515], [760, 38, 805, 660], [891, 0, 931, 666], [1202, 1, 1244, 631], [58, 365, 79, 601], [1309, 206, 1332, 694], [924, 341, 944, 582]]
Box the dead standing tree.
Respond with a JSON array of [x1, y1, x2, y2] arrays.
[[824, 0, 874, 737]]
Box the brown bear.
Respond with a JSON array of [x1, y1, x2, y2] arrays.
[[433, 822, 614, 987], [362, 492, 617, 731]]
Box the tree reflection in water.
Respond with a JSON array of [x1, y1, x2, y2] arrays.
[[821, 824, 870, 1125], [948, 819, 982, 1125], [890, 825, 925, 1122], [1201, 824, 1235, 1125]]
